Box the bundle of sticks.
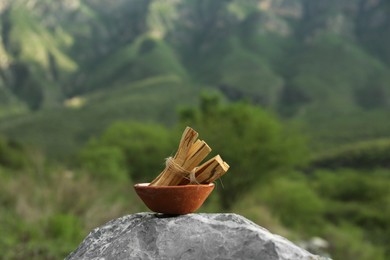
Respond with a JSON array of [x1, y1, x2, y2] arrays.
[[149, 126, 229, 186]]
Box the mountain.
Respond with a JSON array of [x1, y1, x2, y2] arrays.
[[0, 0, 390, 156]]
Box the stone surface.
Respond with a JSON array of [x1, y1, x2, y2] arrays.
[[66, 213, 328, 260]]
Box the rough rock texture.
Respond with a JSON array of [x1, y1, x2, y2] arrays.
[[66, 213, 328, 260]]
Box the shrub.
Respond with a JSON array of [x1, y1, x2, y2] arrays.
[[179, 93, 308, 207], [47, 213, 83, 242], [323, 224, 386, 260], [259, 177, 325, 232], [313, 169, 390, 257], [0, 136, 27, 169], [80, 143, 127, 181], [80, 122, 175, 182], [311, 139, 390, 169]]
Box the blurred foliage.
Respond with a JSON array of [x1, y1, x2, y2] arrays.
[[323, 224, 386, 260], [80, 144, 127, 181], [0, 1, 390, 259], [1, 97, 390, 259], [280, 33, 390, 118], [80, 122, 175, 182], [0, 76, 197, 159], [234, 169, 390, 260], [311, 138, 390, 169], [0, 161, 145, 259], [259, 176, 325, 231], [179, 93, 308, 207], [1, 0, 390, 156], [313, 169, 390, 253], [0, 136, 27, 169], [303, 110, 390, 152]]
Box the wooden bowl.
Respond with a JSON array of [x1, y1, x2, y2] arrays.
[[134, 183, 215, 215]]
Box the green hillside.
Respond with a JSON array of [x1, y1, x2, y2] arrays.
[[0, 0, 389, 154], [0, 0, 389, 155], [1, 1, 390, 258], [0, 75, 198, 158], [0, 3, 76, 110]]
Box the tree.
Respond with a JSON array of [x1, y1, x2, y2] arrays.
[[179, 93, 308, 208], [80, 122, 175, 182]]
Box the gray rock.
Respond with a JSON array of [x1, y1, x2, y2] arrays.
[[66, 213, 328, 260]]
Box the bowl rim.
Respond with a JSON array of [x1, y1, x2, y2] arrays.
[[134, 183, 215, 189]]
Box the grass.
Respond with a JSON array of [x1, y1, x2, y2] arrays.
[[0, 163, 144, 259]]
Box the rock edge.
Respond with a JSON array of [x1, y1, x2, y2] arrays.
[[66, 213, 329, 260]]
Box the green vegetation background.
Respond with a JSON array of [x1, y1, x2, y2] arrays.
[[1, 0, 390, 259]]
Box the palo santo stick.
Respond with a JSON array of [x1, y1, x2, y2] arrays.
[[150, 127, 198, 185], [149, 126, 229, 186], [166, 140, 211, 185], [158, 140, 211, 186], [183, 140, 211, 172], [174, 127, 199, 165], [193, 155, 230, 184], [149, 127, 209, 186], [179, 155, 229, 185]]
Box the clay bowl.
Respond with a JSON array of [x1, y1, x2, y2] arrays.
[[134, 183, 215, 215]]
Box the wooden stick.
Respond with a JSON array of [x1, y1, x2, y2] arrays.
[[150, 127, 197, 185], [174, 127, 198, 165], [195, 155, 230, 184], [149, 126, 229, 186], [182, 140, 211, 172], [150, 127, 209, 186], [180, 155, 229, 185]]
